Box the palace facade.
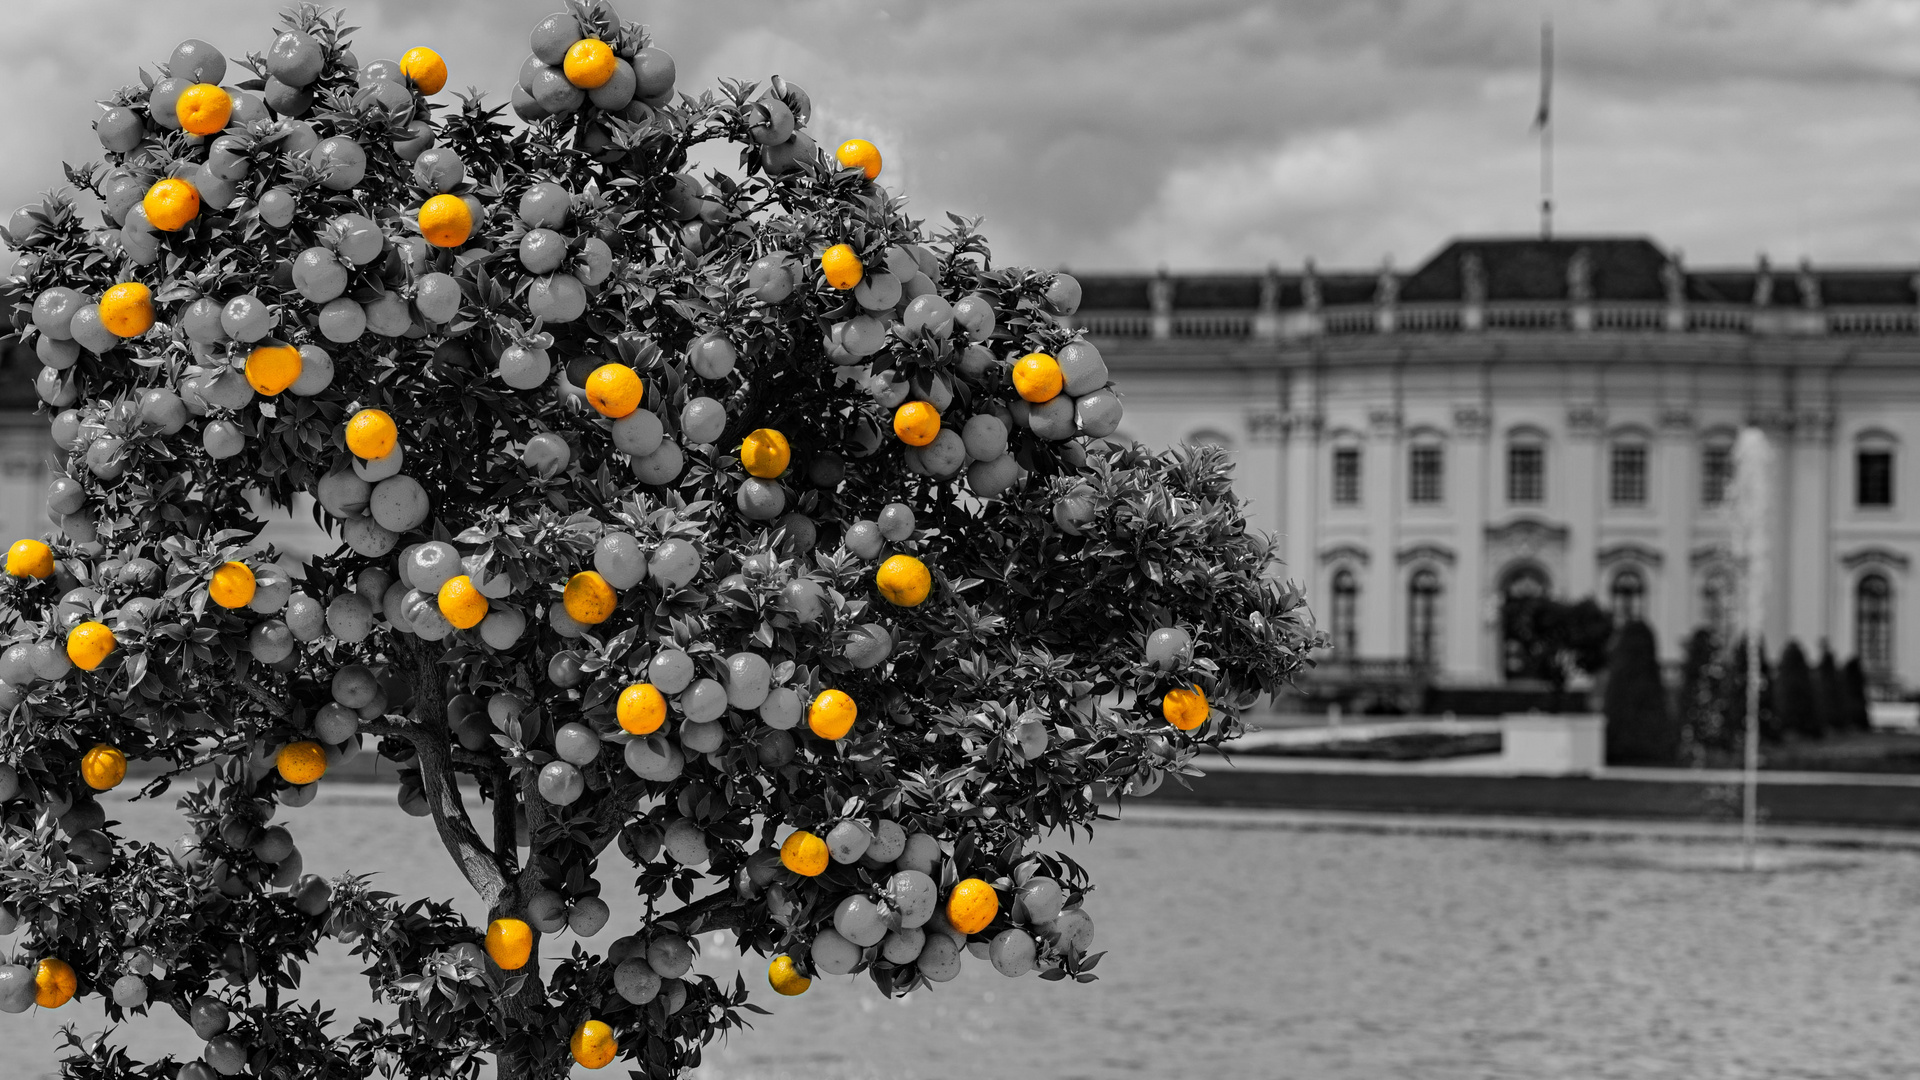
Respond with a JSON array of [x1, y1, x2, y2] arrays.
[[0, 235, 1914, 695], [1074, 236, 1919, 694]]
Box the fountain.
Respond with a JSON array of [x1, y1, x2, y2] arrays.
[[1727, 426, 1774, 870]]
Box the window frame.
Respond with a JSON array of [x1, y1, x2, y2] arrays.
[[1700, 442, 1733, 507], [1609, 442, 1648, 507], [1408, 443, 1444, 506], [1407, 567, 1443, 668], [1331, 447, 1362, 507], [1857, 448, 1894, 509], [1329, 568, 1359, 654], [1857, 573, 1894, 675], [1505, 432, 1546, 506]]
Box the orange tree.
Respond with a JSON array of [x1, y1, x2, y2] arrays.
[[0, 3, 1313, 1078]]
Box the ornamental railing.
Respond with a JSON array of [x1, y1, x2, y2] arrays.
[[1071, 301, 1920, 341]]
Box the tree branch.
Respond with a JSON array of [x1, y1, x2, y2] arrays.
[[397, 638, 509, 909]]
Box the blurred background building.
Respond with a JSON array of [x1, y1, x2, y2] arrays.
[[1075, 235, 1918, 701], [1, 232, 1914, 703]]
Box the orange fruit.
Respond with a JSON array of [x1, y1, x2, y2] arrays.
[[564, 39, 618, 89], [808, 689, 857, 740], [893, 401, 940, 446], [277, 740, 327, 785], [821, 244, 863, 290], [945, 878, 999, 935], [875, 554, 931, 607], [34, 958, 76, 1008], [563, 571, 617, 625], [143, 178, 201, 232], [1012, 353, 1064, 403], [584, 364, 643, 418], [438, 574, 488, 629], [66, 622, 115, 671], [780, 830, 829, 876], [209, 562, 256, 609], [1163, 686, 1209, 730], [6, 539, 54, 579], [486, 918, 533, 970], [80, 744, 126, 791], [768, 955, 810, 995], [485, 918, 533, 970], [740, 428, 790, 478], [345, 409, 397, 460], [617, 683, 667, 735], [245, 344, 303, 396], [570, 1018, 617, 1070], [419, 194, 472, 248], [835, 139, 882, 179], [400, 47, 448, 94], [176, 84, 232, 136], [98, 282, 154, 337]]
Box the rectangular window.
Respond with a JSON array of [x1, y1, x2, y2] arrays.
[[1507, 445, 1544, 504], [1858, 451, 1894, 508], [1409, 446, 1443, 505], [1610, 445, 1647, 506], [1332, 448, 1361, 506], [1701, 445, 1732, 506]]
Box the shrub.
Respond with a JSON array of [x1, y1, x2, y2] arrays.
[[1774, 640, 1820, 740], [1603, 620, 1676, 764]]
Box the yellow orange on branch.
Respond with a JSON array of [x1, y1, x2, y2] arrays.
[[821, 244, 862, 290], [98, 282, 154, 337], [740, 428, 790, 478], [345, 409, 397, 460], [875, 554, 931, 607], [616, 683, 667, 735], [836, 138, 882, 179], [6, 539, 54, 579], [419, 194, 473, 248], [808, 688, 857, 741], [485, 917, 533, 970], [570, 1018, 617, 1070], [584, 364, 642, 418], [209, 562, 256, 609], [400, 47, 448, 94], [893, 401, 940, 447], [81, 744, 126, 791], [66, 622, 115, 671], [563, 571, 617, 625], [143, 178, 200, 232], [245, 345, 302, 396], [175, 83, 232, 136], [277, 740, 327, 785]]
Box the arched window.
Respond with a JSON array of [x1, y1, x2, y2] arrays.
[[1407, 569, 1443, 669], [1329, 569, 1359, 654], [1858, 573, 1893, 674], [1610, 568, 1646, 624], [1500, 565, 1550, 680]]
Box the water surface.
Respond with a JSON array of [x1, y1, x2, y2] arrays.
[[7, 790, 1915, 1079]]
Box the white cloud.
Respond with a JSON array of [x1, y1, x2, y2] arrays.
[[4, 0, 1920, 276]]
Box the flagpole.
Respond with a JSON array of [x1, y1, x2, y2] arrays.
[[1538, 21, 1553, 240]]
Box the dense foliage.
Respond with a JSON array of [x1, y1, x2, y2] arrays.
[[0, 3, 1312, 1077], [1601, 620, 1674, 765]]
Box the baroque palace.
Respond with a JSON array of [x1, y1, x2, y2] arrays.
[[0, 235, 1914, 695], [1071, 236, 1917, 696]]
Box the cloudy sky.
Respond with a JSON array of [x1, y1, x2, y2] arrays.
[[5, 0, 1920, 273]]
